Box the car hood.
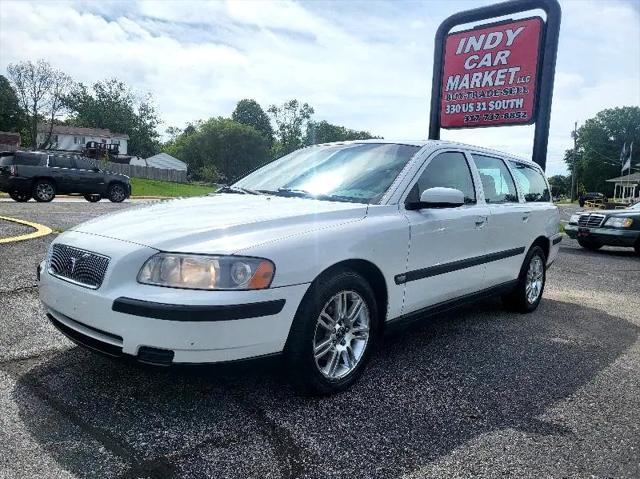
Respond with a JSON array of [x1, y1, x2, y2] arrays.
[[72, 194, 368, 254], [581, 209, 639, 216]]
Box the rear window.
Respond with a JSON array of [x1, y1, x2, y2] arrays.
[[508, 160, 550, 202]]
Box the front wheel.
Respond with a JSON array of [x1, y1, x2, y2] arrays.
[[577, 239, 602, 251], [32, 180, 56, 202], [9, 190, 31, 202], [84, 194, 101, 202], [285, 269, 379, 396], [107, 183, 127, 203], [502, 246, 546, 313]]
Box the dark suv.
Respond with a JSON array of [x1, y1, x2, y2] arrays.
[[0, 151, 130, 203]]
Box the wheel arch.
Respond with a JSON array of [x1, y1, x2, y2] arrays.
[[310, 258, 389, 326], [31, 176, 57, 188], [530, 235, 550, 260]]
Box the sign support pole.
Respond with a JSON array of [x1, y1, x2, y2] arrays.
[[428, 0, 561, 171]]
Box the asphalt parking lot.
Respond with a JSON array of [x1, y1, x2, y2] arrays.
[[1, 200, 639, 479]]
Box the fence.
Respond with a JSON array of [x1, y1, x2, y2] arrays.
[[103, 162, 187, 183]]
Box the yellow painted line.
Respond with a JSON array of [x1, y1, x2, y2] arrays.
[[0, 215, 53, 244]]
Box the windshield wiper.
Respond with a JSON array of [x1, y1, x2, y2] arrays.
[[218, 185, 260, 195]]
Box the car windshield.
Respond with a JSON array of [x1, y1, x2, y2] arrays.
[[630, 202, 640, 210], [233, 143, 419, 204]]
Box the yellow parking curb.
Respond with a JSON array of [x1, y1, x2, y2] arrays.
[[0, 215, 53, 244]]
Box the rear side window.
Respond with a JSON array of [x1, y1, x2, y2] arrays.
[[473, 154, 519, 204], [407, 151, 476, 204], [51, 156, 74, 168], [10, 153, 44, 166], [508, 161, 550, 202], [0, 156, 14, 166]]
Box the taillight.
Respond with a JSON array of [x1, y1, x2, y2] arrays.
[[9, 165, 17, 176]]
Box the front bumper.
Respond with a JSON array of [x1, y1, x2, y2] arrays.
[[39, 232, 309, 364], [564, 224, 640, 247]]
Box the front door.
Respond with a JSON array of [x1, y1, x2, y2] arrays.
[[400, 150, 490, 314]]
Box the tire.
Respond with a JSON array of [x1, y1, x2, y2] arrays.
[[502, 246, 546, 313], [32, 179, 56, 202], [577, 239, 602, 251], [284, 269, 379, 396], [107, 183, 127, 203], [84, 194, 101, 202], [9, 190, 31, 202]]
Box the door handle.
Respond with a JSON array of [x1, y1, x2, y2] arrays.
[[475, 216, 488, 227]]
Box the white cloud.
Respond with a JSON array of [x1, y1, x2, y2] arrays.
[[1, 0, 638, 176]]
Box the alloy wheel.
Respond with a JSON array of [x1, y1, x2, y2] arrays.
[[36, 182, 54, 201], [525, 255, 544, 304], [313, 290, 370, 380], [110, 185, 126, 202]]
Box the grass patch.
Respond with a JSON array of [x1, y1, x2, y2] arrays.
[[131, 178, 216, 197]]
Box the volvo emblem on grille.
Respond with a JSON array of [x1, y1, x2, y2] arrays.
[[69, 253, 90, 273]]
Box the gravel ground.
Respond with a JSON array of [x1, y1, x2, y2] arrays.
[[0, 201, 638, 479]]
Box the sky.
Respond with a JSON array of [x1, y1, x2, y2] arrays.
[[0, 0, 639, 176]]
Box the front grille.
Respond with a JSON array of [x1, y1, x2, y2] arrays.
[[48, 244, 110, 289], [578, 213, 605, 228]]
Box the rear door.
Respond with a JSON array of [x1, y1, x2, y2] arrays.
[[49, 155, 76, 193], [400, 150, 491, 313], [470, 153, 528, 286], [72, 157, 102, 193]]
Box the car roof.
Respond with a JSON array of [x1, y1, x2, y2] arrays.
[[309, 139, 536, 167]]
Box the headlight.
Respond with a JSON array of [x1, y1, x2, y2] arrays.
[[604, 217, 634, 228], [569, 214, 580, 224], [137, 254, 275, 290]]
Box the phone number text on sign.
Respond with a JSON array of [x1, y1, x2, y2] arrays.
[[440, 17, 543, 128]]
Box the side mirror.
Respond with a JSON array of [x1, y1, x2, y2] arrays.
[[407, 187, 465, 210]]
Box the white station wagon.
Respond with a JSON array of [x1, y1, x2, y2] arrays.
[[39, 140, 561, 395]]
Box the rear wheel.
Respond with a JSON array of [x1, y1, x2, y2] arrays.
[[285, 269, 378, 396], [107, 183, 127, 203], [84, 194, 101, 202], [577, 239, 602, 251], [9, 190, 31, 202], [32, 180, 56, 202], [502, 246, 546, 313]]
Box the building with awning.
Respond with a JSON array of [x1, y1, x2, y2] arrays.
[[607, 172, 640, 203]]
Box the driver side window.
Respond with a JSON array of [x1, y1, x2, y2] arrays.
[[406, 151, 477, 205]]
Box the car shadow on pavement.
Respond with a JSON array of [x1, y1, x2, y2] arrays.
[[11, 298, 639, 479]]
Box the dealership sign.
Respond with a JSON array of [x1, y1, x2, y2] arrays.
[[440, 17, 543, 129]]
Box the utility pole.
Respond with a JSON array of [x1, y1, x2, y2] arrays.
[[570, 121, 577, 202]]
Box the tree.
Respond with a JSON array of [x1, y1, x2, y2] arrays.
[[565, 107, 640, 195], [305, 120, 380, 145], [547, 174, 570, 197], [166, 117, 270, 182], [0, 75, 25, 133], [267, 99, 314, 157], [6, 60, 72, 149], [64, 78, 161, 157], [232, 99, 273, 147]]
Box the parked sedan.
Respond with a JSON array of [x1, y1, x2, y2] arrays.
[[39, 140, 561, 395], [566, 203, 640, 254]]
